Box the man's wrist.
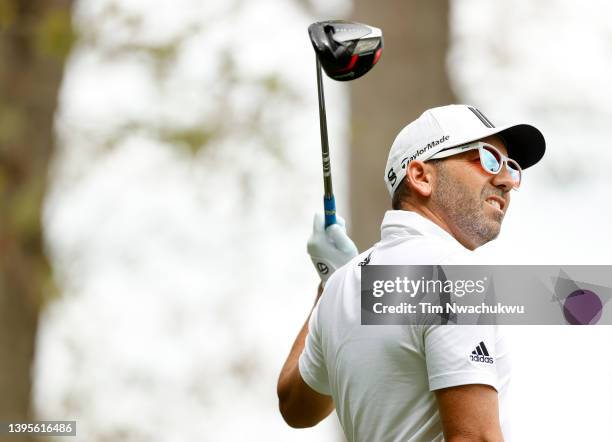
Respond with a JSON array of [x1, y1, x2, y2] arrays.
[[315, 282, 324, 305]]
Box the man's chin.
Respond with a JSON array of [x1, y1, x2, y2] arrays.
[[482, 219, 502, 243], [474, 214, 502, 247]]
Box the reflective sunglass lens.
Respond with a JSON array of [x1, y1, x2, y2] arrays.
[[480, 147, 501, 173], [507, 161, 521, 187]]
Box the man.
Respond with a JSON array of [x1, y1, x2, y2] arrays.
[[277, 104, 545, 441]]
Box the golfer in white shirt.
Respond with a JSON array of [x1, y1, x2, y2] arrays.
[[278, 104, 546, 441]]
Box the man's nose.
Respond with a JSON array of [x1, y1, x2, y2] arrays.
[[491, 163, 515, 191]]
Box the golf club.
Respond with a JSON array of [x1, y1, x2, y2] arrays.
[[308, 20, 383, 227]]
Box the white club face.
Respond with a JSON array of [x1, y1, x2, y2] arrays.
[[364, 26, 382, 38], [331, 23, 381, 44]]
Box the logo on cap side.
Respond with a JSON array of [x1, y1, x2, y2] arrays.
[[400, 135, 450, 169], [387, 168, 397, 187]]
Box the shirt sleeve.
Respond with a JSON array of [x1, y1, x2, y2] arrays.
[[298, 301, 331, 395], [424, 325, 500, 392]]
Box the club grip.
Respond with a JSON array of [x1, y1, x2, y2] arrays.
[[324, 194, 337, 227]]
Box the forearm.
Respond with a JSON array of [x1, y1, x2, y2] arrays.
[[278, 283, 323, 388], [278, 211, 355, 427], [277, 284, 332, 427]]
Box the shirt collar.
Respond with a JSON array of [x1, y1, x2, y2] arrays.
[[380, 210, 463, 246]]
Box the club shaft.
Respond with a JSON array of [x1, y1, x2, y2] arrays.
[[316, 57, 334, 198], [316, 57, 337, 227]]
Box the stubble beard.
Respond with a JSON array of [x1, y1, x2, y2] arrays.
[[433, 166, 504, 248]]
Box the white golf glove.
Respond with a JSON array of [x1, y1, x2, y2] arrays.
[[307, 213, 359, 284]]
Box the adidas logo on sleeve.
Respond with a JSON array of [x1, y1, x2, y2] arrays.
[[470, 341, 494, 364]]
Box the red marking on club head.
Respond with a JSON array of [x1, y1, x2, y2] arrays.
[[373, 47, 382, 65], [334, 54, 359, 73]]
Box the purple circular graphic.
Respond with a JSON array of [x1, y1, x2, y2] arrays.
[[563, 289, 603, 325]]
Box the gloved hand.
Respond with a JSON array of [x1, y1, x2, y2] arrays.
[[307, 213, 359, 284]]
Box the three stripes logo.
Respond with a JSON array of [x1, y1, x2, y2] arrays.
[[470, 341, 494, 364]]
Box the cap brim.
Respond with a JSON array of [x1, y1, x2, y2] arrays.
[[436, 123, 546, 170], [496, 124, 546, 169]]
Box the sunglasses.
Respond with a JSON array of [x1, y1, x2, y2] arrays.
[[429, 141, 522, 189]]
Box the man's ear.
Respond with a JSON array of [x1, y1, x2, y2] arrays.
[[406, 160, 434, 197]]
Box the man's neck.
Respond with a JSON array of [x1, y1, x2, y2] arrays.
[[400, 203, 476, 250]]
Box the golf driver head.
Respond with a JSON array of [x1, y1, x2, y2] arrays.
[[308, 20, 383, 81]]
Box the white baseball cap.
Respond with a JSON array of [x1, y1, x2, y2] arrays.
[[384, 104, 546, 196]]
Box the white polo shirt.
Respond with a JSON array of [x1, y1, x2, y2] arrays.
[[299, 210, 511, 442]]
